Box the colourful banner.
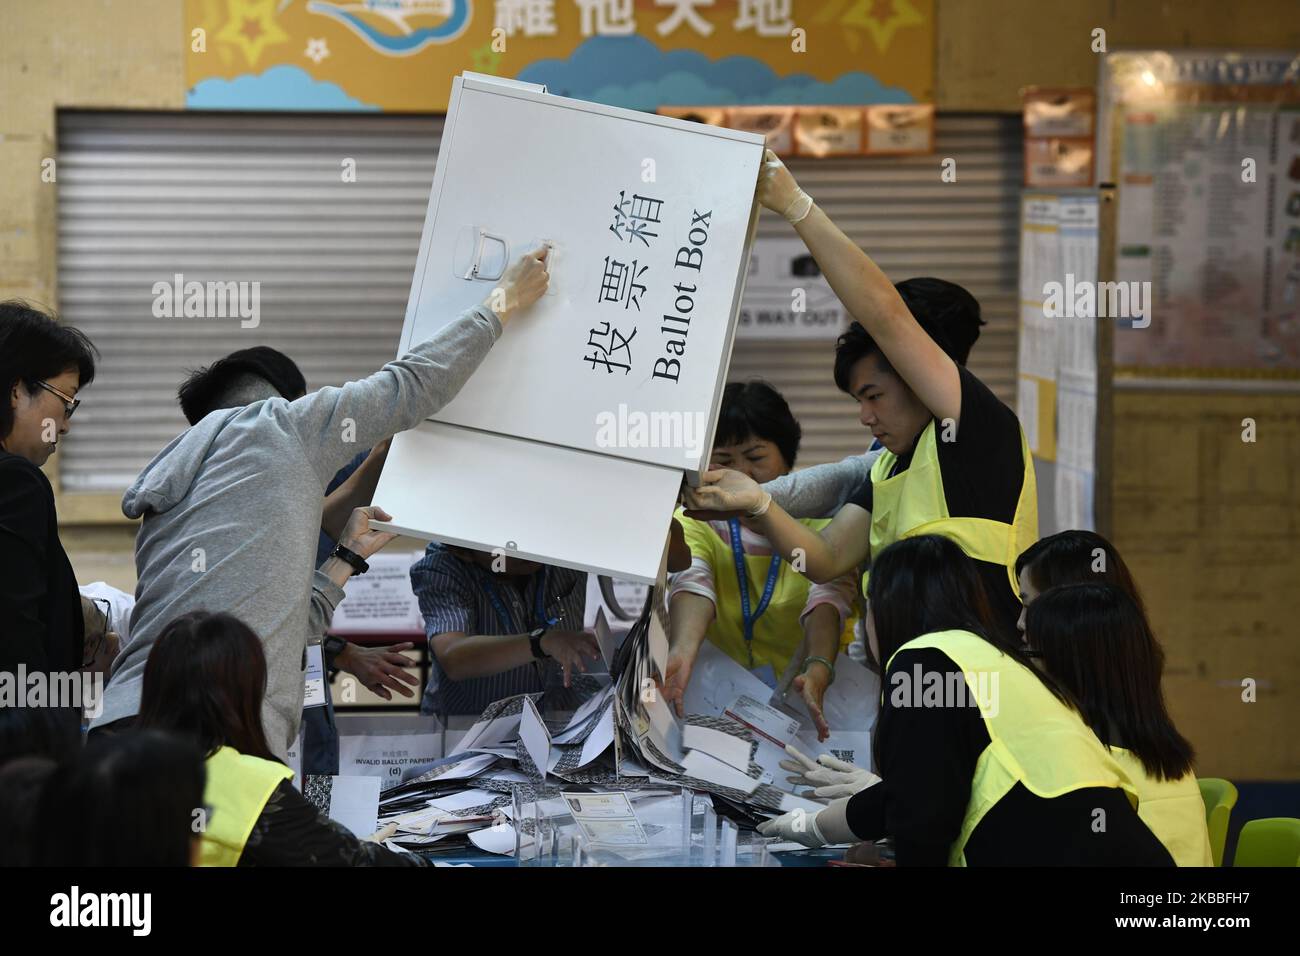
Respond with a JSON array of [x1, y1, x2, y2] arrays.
[[185, 0, 934, 112]]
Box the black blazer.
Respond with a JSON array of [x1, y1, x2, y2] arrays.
[[0, 450, 84, 679]]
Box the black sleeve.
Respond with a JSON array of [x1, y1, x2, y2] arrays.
[[934, 366, 1024, 522], [0, 459, 55, 674], [845, 474, 873, 514], [846, 647, 989, 866], [238, 780, 427, 867]]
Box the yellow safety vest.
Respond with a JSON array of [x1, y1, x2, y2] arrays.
[[200, 745, 295, 867], [676, 511, 855, 679], [888, 629, 1139, 866], [864, 418, 1038, 598], [1110, 748, 1214, 867]]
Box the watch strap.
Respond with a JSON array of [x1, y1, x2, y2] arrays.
[[331, 543, 369, 575]]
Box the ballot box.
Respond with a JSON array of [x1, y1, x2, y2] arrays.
[[372, 73, 765, 582]]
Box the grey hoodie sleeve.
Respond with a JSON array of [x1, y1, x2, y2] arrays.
[[285, 305, 503, 487], [306, 570, 347, 645], [763, 451, 879, 519]]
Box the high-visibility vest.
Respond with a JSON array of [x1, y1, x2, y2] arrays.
[[865, 419, 1037, 598], [199, 745, 295, 867], [1110, 748, 1214, 867], [675, 511, 855, 678], [888, 629, 1139, 866]]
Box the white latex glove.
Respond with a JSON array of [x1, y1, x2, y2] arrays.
[[780, 743, 881, 799], [755, 149, 814, 224], [757, 796, 856, 848]]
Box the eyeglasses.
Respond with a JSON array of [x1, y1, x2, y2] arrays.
[[35, 380, 80, 419]]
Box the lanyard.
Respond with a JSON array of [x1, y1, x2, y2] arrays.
[[727, 519, 781, 668], [480, 566, 559, 634]]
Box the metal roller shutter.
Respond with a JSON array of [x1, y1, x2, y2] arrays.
[[56, 111, 1019, 490]]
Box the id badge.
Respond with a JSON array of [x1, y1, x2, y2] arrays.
[[304, 643, 327, 709]]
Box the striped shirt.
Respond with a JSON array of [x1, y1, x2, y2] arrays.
[[409, 543, 588, 718]]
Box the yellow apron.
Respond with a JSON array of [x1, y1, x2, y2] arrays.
[[199, 745, 295, 867], [864, 420, 1038, 598], [676, 511, 855, 679], [1111, 748, 1214, 867], [888, 629, 1139, 866]]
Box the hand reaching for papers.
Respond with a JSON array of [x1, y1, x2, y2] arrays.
[[659, 645, 696, 718], [539, 630, 601, 688], [779, 743, 881, 799], [484, 244, 551, 327], [792, 668, 831, 742], [337, 642, 420, 700], [680, 468, 766, 520]]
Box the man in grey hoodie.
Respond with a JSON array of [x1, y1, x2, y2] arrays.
[[92, 248, 551, 759]]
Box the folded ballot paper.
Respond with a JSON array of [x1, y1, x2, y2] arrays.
[[371, 577, 861, 858], [370, 72, 765, 583]]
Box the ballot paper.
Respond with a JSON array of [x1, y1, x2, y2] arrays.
[[562, 791, 649, 846], [450, 694, 533, 755], [724, 695, 801, 748], [682, 639, 776, 718], [518, 697, 552, 780], [305, 775, 381, 838]]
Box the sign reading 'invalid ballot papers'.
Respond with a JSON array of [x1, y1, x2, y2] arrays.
[[373, 73, 765, 582]]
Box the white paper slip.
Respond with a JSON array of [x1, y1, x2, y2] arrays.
[[325, 775, 382, 838], [725, 694, 801, 747], [681, 724, 752, 772], [561, 791, 649, 846], [682, 640, 775, 718], [678, 749, 761, 795], [520, 696, 552, 777], [303, 644, 327, 709]]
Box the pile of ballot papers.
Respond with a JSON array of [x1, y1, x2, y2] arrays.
[[371, 586, 879, 857]]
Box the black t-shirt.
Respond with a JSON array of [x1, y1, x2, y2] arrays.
[[844, 648, 1174, 867], [848, 366, 1027, 637]]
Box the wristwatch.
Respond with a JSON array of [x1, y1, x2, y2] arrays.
[[528, 626, 551, 661], [322, 634, 348, 668], [330, 543, 369, 576]]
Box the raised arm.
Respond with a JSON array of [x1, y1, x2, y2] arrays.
[[763, 451, 878, 519], [285, 247, 551, 487], [757, 152, 962, 425]]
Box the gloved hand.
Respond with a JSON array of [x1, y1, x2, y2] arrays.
[[755, 149, 814, 224], [780, 743, 881, 799], [757, 796, 857, 848]]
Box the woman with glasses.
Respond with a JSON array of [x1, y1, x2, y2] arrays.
[[0, 300, 108, 727]]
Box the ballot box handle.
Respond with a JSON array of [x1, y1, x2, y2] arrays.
[[462, 227, 509, 281]]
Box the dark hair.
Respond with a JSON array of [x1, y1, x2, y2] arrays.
[[34, 730, 205, 866], [867, 534, 1067, 701], [177, 346, 306, 426], [1016, 530, 1146, 618], [895, 278, 984, 365], [1026, 583, 1195, 781], [138, 611, 279, 762], [0, 705, 82, 767], [0, 757, 57, 866], [832, 279, 980, 394], [714, 380, 802, 468], [0, 300, 98, 441]]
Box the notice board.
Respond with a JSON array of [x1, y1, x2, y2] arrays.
[[373, 74, 765, 582]]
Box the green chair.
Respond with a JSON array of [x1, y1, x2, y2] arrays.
[[1233, 818, 1300, 867], [1198, 778, 1238, 867]]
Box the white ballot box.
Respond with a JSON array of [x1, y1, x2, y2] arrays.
[[373, 73, 765, 582]]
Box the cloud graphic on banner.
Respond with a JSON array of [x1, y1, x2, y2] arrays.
[[305, 0, 471, 55], [188, 65, 381, 111], [518, 36, 916, 111]]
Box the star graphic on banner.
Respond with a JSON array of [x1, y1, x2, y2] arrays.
[[469, 41, 504, 74], [304, 37, 330, 64], [836, 0, 926, 54], [216, 0, 290, 67]]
